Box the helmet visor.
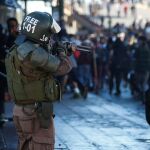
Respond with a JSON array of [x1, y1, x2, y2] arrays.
[[51, 18, 61, 33]]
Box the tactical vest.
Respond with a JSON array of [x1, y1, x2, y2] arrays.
[[5, 45, 61, 104]]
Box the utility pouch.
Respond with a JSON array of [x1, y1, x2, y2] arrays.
[[37, 102, 53, 129], [45, 78, 62, 102]]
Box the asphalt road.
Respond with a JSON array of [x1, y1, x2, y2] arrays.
[[54, 89, 150, 150]]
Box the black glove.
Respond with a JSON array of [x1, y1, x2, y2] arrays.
[[51, 41, 67, 55], [63, 42, 73, 56]]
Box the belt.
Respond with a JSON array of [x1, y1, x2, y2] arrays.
[[15, 100, 41, 116], [16, 102, 55, 118], [15, 99, 38, 105], [16, 102, 39, 109], [16, 102, 41, 116]]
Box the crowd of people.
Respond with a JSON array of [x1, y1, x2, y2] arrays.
[[60, 21, 150, 104], [0, 17, 19, 125]]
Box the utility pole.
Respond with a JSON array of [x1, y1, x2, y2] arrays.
[[57, 0, 65, 40], [17, 0, 27, 16], [24, 0, 27, 16], [58, 0, 64, 22]]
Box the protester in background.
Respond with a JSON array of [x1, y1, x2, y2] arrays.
[[116, 3, 121, 18], [6, 17, 19, 48], [134, 35, 150, 103], [123, 2, 128, 17], [131, 4, 137, 20], [108, 33, 127, 96], [61, 51, 82, 99], [0, 18, 19, 125], [77, 40, 93, 98], [95, 36, 109, 92], [3, 18, 19, 106], [0, 24, 7, 126]]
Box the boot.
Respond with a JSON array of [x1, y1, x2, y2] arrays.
[[72, 88, 81, 99], [82, 86, 88, 99]]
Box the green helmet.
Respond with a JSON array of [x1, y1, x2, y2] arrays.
[[21, 11, 61, 44]]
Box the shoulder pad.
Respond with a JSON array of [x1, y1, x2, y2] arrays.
[[17, 41, 37, 60]]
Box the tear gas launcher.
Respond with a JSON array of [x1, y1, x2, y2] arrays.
[[51, 41, 92, 55]]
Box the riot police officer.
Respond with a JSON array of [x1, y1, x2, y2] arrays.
[[5, 11, 73, 150]]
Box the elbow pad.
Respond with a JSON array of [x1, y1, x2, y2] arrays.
[[54, 53, 73, 76], [30, 47, 60, 72], [17, 41, 60, 72]]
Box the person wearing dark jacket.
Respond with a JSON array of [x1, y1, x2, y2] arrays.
[[134, 35, 150, 103], [0, 24, 7, 126], [6, 17, 19, 48], [77, 41, 93, 98], [109, 36, 127, 96]]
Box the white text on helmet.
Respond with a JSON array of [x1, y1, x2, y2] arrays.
[[22, 16, 39, 34], [40, 34, 48, 42], [24, 16, 39, 26]]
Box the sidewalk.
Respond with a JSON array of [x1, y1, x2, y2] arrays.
[[0, 102, 17, 150], [0, 102, 68, 150]]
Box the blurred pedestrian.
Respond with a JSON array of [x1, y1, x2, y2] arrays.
[[108, 34, 127, 96], [0, 24, 7, 126], [123, 2, 128, 17], [95, 36, 109, 92], [6, 17, 19, 48], [77, 40, 93, 98], [134, 35, 150, 103], [62, 53, 82, 99], [131, 4, 137, 20], [116, 3, 121, 18], [106, 2, 111, 17]]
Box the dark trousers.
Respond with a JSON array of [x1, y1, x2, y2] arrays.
[[109, 68, 122, 94], [0, 78, 7, 115], [0, 86, 5, 115]]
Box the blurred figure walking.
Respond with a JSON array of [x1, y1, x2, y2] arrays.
[[0, 24, 7, 126], [108, 34, 127, 96], [6, 17, 19, 48], [77, 41, 93, 99], [134, 35, 150, 103]]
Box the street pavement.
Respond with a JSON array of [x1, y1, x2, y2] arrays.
[[1, 85, 150, 150]]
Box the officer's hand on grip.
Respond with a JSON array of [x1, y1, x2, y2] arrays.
[[52, 41, 75, 56], [52, 41, 67, 55], [63, 41, 76, 56]]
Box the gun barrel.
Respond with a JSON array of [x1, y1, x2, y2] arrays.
[[76, 45, 91, 52]]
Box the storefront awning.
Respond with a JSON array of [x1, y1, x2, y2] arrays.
[[0, 0, 21, 8]]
